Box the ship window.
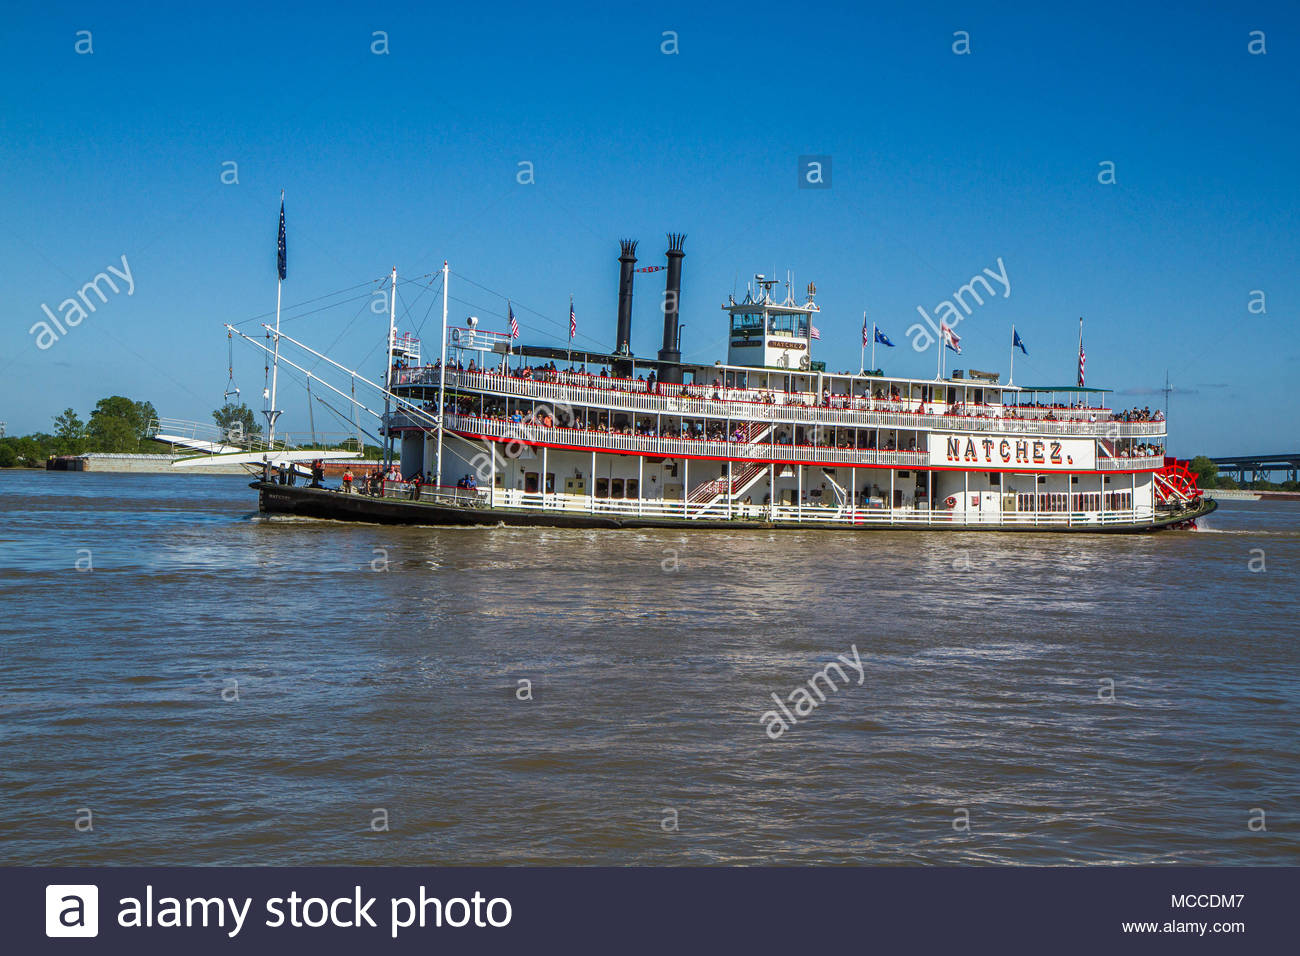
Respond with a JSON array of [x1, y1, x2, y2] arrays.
[[611, 478, 625, 498], [595, 477, 609, 498], [546, 473, 555, 493], [524, 472, 539, 493], [626, 479, 639, 498], [731, 311, 763, 333]]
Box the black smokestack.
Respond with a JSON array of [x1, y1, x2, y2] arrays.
[[658, 232, 685, 383], [614, 239, 637, 377]]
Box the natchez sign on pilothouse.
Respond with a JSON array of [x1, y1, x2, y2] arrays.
[[929, 433, 1098, 471]]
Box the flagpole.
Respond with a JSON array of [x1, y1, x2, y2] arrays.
[[1009, 323, 1015, 386], [267, 189, 284, 449], [435, 260, 448, 488], [269, 273, 281, 447], [935, 328, 943, 380], [382, 266, 397, 470], [568, 293, 573, 368]]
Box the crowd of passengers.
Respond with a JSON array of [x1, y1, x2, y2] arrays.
[[1118, 442, 1165, 458], [1115, 406, 1162, 422], [402, 359, 1162, 424], [434, 397, 922, 451]]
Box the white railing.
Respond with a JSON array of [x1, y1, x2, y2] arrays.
[[1098, 456, 1164, 470], [482, 487, 1157, 528], [442, 414, 929, 467], [396, 368, 1165, 439]]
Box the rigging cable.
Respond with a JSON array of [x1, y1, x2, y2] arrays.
[[224, 330, 242, 400], [449, 270, 612, 352]]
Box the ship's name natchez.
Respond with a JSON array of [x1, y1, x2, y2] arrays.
[[929, 433, 1096, 470]]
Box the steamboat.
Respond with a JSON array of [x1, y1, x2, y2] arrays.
[[232, 234, 1212, 532]]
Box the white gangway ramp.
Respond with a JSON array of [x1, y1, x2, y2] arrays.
[[148, 417, 248, 454], [148, 418, 361, 470]]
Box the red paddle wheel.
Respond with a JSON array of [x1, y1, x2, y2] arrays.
[[1154, 456, 1202, 504], [1153, 456, 1210, 529]]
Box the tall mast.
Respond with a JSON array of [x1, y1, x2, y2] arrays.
[[434, 260, 449, 486], [266, 190, 286, 447], [382, 266, 397, 469]]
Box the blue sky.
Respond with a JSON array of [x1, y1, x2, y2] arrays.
[[1, 1, 1295, 455]]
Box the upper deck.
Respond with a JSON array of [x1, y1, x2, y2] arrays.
[[392, 364, 1166, 441], [383, 252, 1167, 477]]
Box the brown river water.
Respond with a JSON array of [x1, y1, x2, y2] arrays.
[[0, 471, 1296, 865]]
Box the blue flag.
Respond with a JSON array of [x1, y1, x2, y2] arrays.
[[277, 197, 287, 281], [874, 327, 895, 347], [1013, 328, 1027, 354]]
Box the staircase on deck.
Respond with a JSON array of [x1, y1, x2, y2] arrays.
[[687, 461, 769, 517]]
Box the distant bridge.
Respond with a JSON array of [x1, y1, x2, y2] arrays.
[[1209, 453, 1300, 483]]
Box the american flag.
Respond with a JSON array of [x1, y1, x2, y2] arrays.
[[508, 302, 519, 339], [862, 318, 870, 347], [569, 301, 576, 340], [810, 324, 821, 340]]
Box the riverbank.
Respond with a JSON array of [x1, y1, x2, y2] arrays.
[[1207, 488, 1300, 502]]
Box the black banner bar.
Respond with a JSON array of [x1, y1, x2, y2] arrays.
[[11, 866, 1295, 953]]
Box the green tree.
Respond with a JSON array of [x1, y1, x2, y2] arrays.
[[87, 396, 157, 453], [52, 408, 86, 454], [212, 402, 262, 443], [4, 433, 54, 466], [1188, 455, 1218, 489]]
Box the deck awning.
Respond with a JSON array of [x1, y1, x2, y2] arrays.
[[1015, 385, 1113, 393]]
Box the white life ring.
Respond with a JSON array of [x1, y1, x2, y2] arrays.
[[945, 495, 958, 509], [450, 327, 462, 343]]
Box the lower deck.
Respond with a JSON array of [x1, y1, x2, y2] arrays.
[[256, 480, 1213, 532]]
